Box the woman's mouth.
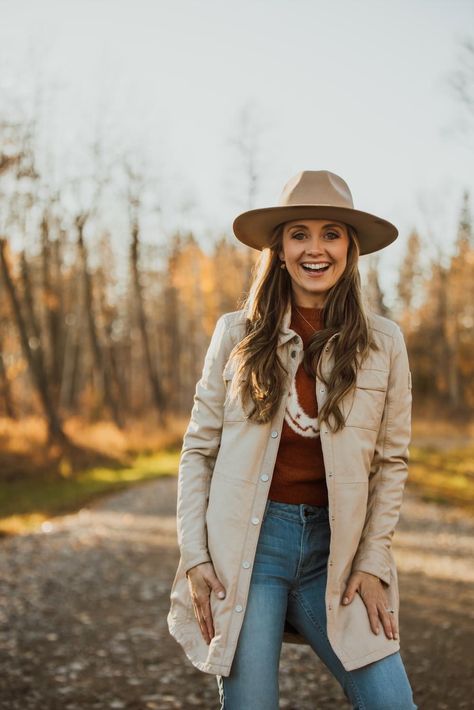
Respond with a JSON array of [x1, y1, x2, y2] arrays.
[[300, 262, 332, 277]]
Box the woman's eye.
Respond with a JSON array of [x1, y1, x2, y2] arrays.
[[290, 231, 340, 240]]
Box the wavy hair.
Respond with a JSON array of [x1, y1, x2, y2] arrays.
[[227, 221, 379, 432]]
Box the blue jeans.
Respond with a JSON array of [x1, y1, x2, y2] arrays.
[[216, 499, 417, 709]]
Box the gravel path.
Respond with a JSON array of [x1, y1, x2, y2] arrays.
[[0, 476, 473, 709]]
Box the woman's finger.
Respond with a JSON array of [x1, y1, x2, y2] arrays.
[[377, 601, 394, 639], [388, 609, 399, 639], [365, 601, 381, 634], [201, 598, 215, 640], [193, 600, 211, 644]]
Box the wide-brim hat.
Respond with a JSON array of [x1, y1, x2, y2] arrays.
[[232, 170, 398, 256]]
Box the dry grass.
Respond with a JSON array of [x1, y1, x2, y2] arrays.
[[0, 414, 190, 535], [0, 414, 189, 481]]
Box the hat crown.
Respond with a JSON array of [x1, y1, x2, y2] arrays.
[[278, 170, 354, 210]]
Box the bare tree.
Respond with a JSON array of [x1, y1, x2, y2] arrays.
[[226, 102, 268, 290], [364, 255, 390, 317], [0, 329, 16, 419], [76, 212, 124, 428], [444, 35, 474, 148], [125, 160, 167, 425], [0, 238, 67, 443]]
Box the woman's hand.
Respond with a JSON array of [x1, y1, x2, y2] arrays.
[[186, 562, 226, 645], [341, 571, 398, 640]]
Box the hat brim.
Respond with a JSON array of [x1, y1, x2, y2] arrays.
[[232, 205, 398, 256]]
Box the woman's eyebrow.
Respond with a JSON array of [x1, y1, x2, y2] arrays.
[[288, 223, 343, 230]]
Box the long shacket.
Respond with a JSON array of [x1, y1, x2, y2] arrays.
[[167, 302, 412, 676]]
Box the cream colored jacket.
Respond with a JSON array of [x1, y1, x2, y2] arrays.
[[167, 301, 412, 676]]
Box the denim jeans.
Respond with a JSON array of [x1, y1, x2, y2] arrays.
[[216, 499, 417, 709]]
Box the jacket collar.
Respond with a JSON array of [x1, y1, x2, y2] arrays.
[[277, 299, 297, 347]]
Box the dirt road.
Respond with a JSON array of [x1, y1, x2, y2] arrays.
[[0, 476, 472, 709]]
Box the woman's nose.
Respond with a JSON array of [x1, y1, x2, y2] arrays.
[[305, 243, 327, 254]]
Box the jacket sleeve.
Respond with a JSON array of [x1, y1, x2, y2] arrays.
[[176, 313, 233, 577], [350, 324, 412, 586]]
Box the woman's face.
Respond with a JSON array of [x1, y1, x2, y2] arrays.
[[278, 218, 351, 308]]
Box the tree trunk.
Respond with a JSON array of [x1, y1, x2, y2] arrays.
[[40, 212, 63, 404], [75, 214, 124, 428], [0, 238, 67, 444], [130, 220, 166, 425], [0, 330, 16, 419]]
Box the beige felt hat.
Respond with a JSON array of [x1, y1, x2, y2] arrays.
[[232, 170, 398, 256]]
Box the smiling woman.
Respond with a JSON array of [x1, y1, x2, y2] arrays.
[[168, 170, 417, 710], [278, 219, 351, 307]]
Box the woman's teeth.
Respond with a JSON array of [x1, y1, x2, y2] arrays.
[[301, 263, 331, 274]]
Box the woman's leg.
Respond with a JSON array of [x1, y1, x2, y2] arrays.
[[216, 502, 294, 709], [286, 508, 417, 709]]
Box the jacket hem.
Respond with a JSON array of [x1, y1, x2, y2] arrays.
[[340, 640, 401, 670], [167, 616, 232, 676]]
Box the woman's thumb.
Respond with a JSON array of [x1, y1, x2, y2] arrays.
[[210, 575, 226, 599], [342, 583, 355, 605]]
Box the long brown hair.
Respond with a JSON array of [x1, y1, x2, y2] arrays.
[[227, 221, 379, 432]]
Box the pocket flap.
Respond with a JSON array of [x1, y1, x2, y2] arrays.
[[355, 368, 389, 391]]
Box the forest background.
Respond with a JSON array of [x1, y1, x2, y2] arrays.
[[0, 1, 473, 535]]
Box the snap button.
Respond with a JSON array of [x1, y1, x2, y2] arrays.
[[242, 561, 250, 569], [271, 431, 278, 438], [251, 517, 260, 525], [260, 474, 269, 482], [235, 605, 243, 612]]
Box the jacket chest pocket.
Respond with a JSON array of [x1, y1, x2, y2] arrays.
[[222, 358, 247, 422], [344, 368, 389, 431]]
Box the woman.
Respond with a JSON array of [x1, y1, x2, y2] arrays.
[[167, 170, 417, 709]]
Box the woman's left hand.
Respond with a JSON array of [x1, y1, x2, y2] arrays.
[[341, 571, 398, 640]]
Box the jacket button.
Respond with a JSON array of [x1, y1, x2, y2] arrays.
[[251, 517, 260, 525], [328, 472, 333, 477], [260, 474, 269, 482], [271, 430, 278, 438], [235, 605, 243, 612], [242, 561, 250, 569], [291, 350, 297, 358], [329, 560, 333, 566], [320, 388, 325, 393], [328, 604, 332, 610]]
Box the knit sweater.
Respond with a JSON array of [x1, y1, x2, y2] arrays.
[[268, 304, 328, 506]]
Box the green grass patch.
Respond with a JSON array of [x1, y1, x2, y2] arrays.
[[0, 450, 180, 536], [408, 444, 474, 512]]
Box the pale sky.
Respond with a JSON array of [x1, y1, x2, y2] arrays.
[[1, 0, 473, 307]]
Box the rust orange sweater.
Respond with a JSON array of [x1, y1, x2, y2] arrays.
[[268, 304, 328, 506]]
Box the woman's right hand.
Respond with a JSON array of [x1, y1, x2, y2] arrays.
[[186, 562, 226, 645]]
